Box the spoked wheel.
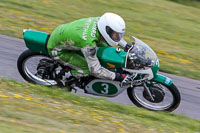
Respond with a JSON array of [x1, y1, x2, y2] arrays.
[[127, 83, 181, 112], [17, 49, 57, 86]]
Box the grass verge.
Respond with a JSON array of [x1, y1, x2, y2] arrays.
[[0, 78, 200, 133], [169, 0, 200, 9]]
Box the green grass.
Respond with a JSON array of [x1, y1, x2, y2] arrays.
[[0, 78, 199, 133], [169, 0, 200, 9], [0, 0, 200, 80]]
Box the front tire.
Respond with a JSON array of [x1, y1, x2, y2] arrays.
[[127, 83, 181, 112]]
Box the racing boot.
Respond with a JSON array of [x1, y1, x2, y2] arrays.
[[56, 67, 75, 90]]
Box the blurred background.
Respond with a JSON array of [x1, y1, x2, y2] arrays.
[[0, 0, 200, 80]]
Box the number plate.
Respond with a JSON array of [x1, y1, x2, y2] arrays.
[[92, 82, 118, 95], [85, 79, 127, 97]]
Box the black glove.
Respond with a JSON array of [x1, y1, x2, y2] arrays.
[[124, 43, 132, 52]]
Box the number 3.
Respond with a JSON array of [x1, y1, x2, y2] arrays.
[[101, 83, 109, 94]]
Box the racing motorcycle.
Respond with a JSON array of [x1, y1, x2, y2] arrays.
[[17, 29, 181, 112]]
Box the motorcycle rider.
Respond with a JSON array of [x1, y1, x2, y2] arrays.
[[47, 12, 134, 86]]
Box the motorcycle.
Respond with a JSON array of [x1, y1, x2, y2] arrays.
[[17, 29, 181, 112]]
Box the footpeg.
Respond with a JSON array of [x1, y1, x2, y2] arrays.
[[70, 84, 77, 93]]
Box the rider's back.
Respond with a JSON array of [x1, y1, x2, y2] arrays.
[[47, 17, 108, 52]]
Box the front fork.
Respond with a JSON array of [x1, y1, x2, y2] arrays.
[[143, 73, 173, 102], [143, 83, 155, 101]]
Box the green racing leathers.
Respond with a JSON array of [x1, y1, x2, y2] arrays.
[[47, 17, 125, 80]]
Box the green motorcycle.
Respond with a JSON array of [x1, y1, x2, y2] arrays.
[[17, 29, 181, 112]]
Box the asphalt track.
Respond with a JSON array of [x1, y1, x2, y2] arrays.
[[0, 34, 200, 120]]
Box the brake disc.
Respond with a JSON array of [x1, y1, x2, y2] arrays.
[[143, 86, 165, 103]]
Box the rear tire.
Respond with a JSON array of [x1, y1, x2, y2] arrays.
[[17, 49, 57, 85], [127, 83, 181, 112]]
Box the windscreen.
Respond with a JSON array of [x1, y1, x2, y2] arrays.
[[126, 36, 158, 69]]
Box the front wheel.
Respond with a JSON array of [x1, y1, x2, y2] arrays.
[[127, 83, 181, 112]]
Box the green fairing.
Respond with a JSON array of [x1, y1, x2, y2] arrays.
[[24, 30, 49, 55], [97, 47, 126, 68], [150, 60, 172, 86], [151, 60, 159, 77], [151, 74, 173, 86]]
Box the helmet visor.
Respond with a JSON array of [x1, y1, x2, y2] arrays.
[[106, 26, 124, 42]]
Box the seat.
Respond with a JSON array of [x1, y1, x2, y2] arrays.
[[23, 29, 50, 55]]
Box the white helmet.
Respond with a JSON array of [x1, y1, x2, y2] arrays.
[[97, 12, 125, 47]]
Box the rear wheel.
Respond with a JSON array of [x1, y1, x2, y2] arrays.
[[127, 83, 181, 112], [17, 49, 57, 86]]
